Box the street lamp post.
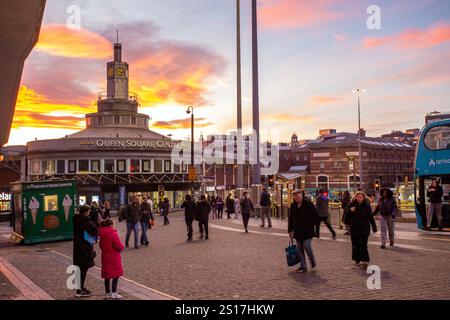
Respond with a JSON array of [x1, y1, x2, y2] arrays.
[[187, 106, 195, 195], [353, 88, 366, 192]]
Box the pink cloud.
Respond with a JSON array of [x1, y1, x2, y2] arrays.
[[364, 23, 450, 50], [259, 0, 346, 30]]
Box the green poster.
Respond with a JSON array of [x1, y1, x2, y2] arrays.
[[22, 180, 78, 244]]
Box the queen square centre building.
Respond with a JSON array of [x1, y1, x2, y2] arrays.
[[25, 41, 196, 210]]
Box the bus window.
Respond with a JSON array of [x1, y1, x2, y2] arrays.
[[424, 125, 450, 150]]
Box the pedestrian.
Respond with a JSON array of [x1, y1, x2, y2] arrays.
[[121, 196, 141, 249], [234, 194, 240, 219], [344, 191, 378, 270], [427, 180, 444, 230], [89, 201, 101, 228], [99, 218, 124, 300], [210, 195, 217, 219], [158, 199, 164, 216], [315, 189, 337, 240], [72, 205, 98, 298], [102, 201, 111, 219], [147, 197, 154, 212], [216, 196, 224, 219], [225, 193, 235, 219], [373, 188, 398, 249], [240, 192, 255, 233], [259, 188, 272, 228], [196, 195, 211, 240], [288, 189, 320, 273], [341, 191, 352, 236], [162, 198, 170, 225], [181, 194, 196, 242], [140, 197, 154, 247]]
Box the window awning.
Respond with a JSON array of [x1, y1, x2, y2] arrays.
[[277, 173, 302, 181]]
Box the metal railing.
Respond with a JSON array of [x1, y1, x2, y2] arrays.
[[98, 91, 139, 102]]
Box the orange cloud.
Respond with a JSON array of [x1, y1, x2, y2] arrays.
[[36, 24, 112, 59], [364, 23, 450, 50], [308, 95, 343, 106], [259, 0, 345, 30], [261, 113, 315, 123], [152, 118, 213, 130]]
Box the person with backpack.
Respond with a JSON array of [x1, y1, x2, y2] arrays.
[[181, 194, 196, 242], [73, 205, 98, 298], [196, 195, 211, 240], [373, 188, 398, 249], [259, 188, 272, 228], [315, 189, 337, 240], [240, 192, 255, 233], [99, 219, 124, 300], [344, 191, 378, 270], [288, 189, 320, 273]]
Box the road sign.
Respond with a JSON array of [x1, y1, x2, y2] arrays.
[[188, 167, 197, 182]]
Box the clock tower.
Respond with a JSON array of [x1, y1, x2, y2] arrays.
[[106, 41, 129, 100]]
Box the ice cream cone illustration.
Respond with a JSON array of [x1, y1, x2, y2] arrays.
[[62, 195, 73, 222], [28, 197, 40, 225]]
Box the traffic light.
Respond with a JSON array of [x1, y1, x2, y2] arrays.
[[374, 179, 381, 191]]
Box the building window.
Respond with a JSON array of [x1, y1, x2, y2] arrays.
[[174, 162, 181, 173], [68, 160, 77, 174], [78, 160, 89, 173], [91, 160, 101, 173], [131, 117, 137, 125], [121, 116, 130, 125], [117, 160, 126, 173], [130, 159, 140, 173], [154, 160, 163, 173], [31, 160, 40, 175], [42, 160, 55, 175], [105, 159, 115, 173], [114, 116, 120, 124], [320, 162, 325, 169], [317, 175, 329, 190], [348, 175, 361, 189], [164, 160, 172, 173], [57, 160, 65, 174], [182, 162, 188, 173], [142, 160, 151, 173]]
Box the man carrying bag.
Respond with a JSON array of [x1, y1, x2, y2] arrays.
[[288, 189, 320, 273]]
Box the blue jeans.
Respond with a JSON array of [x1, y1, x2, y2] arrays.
[[126, 222, 140, 247], [140, 222, 149, 245], [296, 239, 316, 270]]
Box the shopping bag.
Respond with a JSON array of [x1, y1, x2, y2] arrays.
[[285, 239, 300, 267], [84, 230, 96, 245]]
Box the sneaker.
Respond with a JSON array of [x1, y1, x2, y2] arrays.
[[199, 235, 204, 240], [296, 267, 307, 273], [74, 289, 84, 298], [390, 241, 394, 247], [268, 225, 272, 228], [134, 246, 140, 249], [111, 292, 123, 300], [260, 225, 265, 228], [205, 236, 209, 240], [311, 262, 317, 270], [245, 229, 248, 233], [104, 293, 112, 300], [381, 245, 386, 249], [186, 238, 193, 242]]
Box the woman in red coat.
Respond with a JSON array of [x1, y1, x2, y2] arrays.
[[99, 219, 124, 299]]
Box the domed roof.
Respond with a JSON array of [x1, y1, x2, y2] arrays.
[[67, 127, 167, 140]]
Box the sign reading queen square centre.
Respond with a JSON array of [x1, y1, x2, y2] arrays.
[[94, 139, 178, 150]]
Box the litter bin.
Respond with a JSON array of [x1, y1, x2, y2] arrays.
[[10, 180, 78, 245]]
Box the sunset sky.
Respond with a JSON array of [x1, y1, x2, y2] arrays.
[[8, 0, 450, 146]]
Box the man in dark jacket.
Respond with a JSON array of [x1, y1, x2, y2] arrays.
[[225, 193, 235, 219], [373, 188, 398, 248], [260, 188, 272, 228], [123, 196, 141, 249], [73, 205, 98, 298], [162, 198, 170, 225], [196, 195, 211, 240], [427, 180, 444, 230], [288, 189, 320, 273], [181, 194, 196, 242], [315, 189, 336, 240], [240, 192, 255, 233]]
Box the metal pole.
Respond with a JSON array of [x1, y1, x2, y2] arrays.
[[357, 93, 363, 192], [251, 0, 261, 185], [236, 0, 244, 189]]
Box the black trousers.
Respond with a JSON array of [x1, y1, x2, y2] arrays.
[[79, 266, 88, 290], [217, 209, 223, 219], [104, 278, 119, 294], [199, 221, 208, 237], [186, 220, 193, 239], [242, 213, 250, 230], [317, 216, 336, 237], [164, 214, 169, 225], [351, 231, 370, 263]]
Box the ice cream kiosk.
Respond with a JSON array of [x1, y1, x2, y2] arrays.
[[10, 180, 78, 244]]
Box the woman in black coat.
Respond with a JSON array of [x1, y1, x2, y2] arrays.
[[73, 205, 98, 298], [196, 195, 211, 240], [344, 192, 378, 270], [181, 195, 196, 242]]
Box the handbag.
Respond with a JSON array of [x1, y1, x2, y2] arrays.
[[84, 230, 96, 245], [285, 239, 300, 267]]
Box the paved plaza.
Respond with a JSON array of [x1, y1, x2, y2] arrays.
[[1, 213, 450, 300]]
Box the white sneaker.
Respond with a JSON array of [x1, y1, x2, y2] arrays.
[[104, 293, 112, 300], [111, 292, 123, 300]]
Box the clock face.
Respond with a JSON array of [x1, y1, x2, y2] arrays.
[[107, 68, 114, 78], [116, 67, 125, 77]]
